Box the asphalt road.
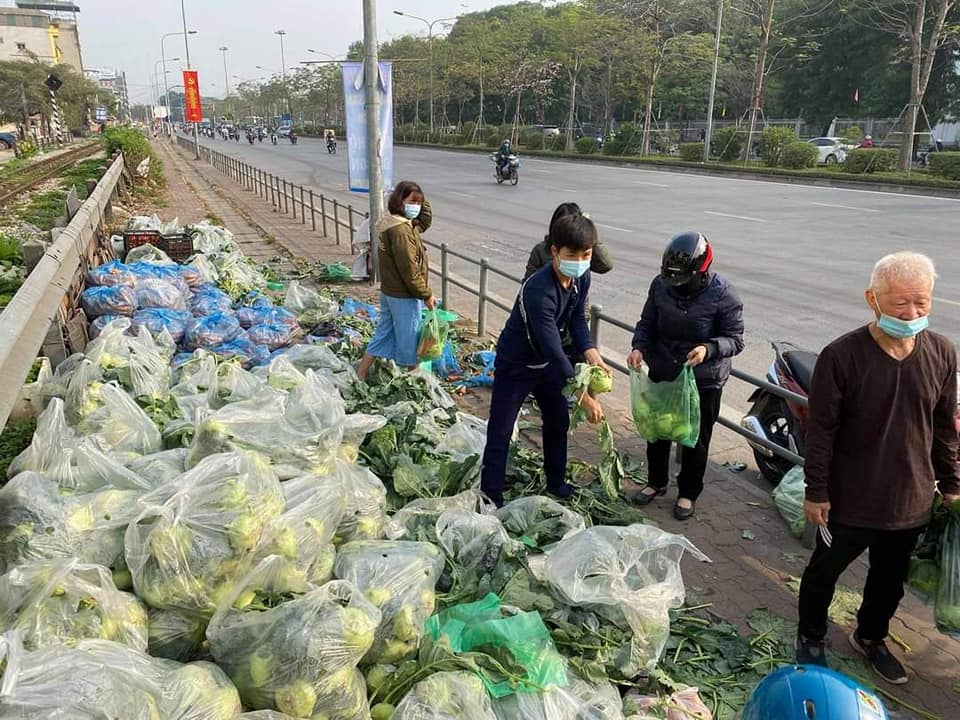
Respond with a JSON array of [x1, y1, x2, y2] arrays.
[[197, 135, 960, 390]]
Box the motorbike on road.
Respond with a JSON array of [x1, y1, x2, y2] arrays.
[[246, 132, 255, 145], [289, 131, 298, 145], [327, 138, 337, 154], [271, 132, 278, 145], [491, 153, 520, 185], [740, 341, 816, 484]]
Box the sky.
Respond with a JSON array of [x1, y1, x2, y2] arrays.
[[65, 0, 514, 105]]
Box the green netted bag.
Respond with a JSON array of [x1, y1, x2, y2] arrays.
[[425, 593, 567, 697], [630, 366, 700, 448]]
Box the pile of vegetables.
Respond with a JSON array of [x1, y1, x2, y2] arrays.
[[0, 216, 853, 720]]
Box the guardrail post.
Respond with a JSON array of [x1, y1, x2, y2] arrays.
[[333, 201, 341, 245], [300, 187, 306, 224], [309, 189, 317, 231], [590, 304, 603, 346], [478, 258, 490, 338], [291, 183, 298, 219], [282, 180, 289, 214], [320, 196, 328, 236], [441, 243, 449, 308], [347, 204, 354, 243], [268, 174, 275, 208]]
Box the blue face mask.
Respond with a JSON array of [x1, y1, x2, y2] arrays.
[[558, 258, 590, 279], [873, 296, 929, 339], [403, 203, 421, 220]]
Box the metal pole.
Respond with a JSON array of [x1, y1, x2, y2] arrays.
[[428, 24, 434, 134], [309, 189, 317, 231], [590, 304, 603, 346], [160, 45, 171, 135], [703, 0, 724, 163], [320, 196, 328, 235], [478, 258, 489, 337], [363, 0, 385, 282], [220, 47, 230, 96], [441, 243, 449, 307], [180, 0, 200, 159], [333, 201, 341, 244]]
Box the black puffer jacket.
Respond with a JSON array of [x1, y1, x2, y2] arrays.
[[631, 273, 744, 390]]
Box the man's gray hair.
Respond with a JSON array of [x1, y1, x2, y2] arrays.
[[870, 252, 937, 292]]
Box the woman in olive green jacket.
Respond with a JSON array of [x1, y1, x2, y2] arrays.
[[357, 181, 436, 380]]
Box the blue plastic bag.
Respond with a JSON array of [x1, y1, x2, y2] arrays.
[[247, 322, 295, 351], [457, 350, 496, 388], [432, 341, 463, 379], [208, 336, 270, 368], [87, 260, 135, 287], [178, 265, 205, 289], [184, 311, 242, 350], [131, 308, 193, 344], [189, 285, 234, 316], [81, 285, 137, 317], [128, 261, 189, 293], [341, 297, 379, 321], [135, 279, 187, 310], [237, 306, 297, 329]]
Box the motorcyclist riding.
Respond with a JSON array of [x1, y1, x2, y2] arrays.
[[496, 139, 514, 179]]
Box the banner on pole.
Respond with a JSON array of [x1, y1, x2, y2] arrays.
[[342, 61, 393, 193], [153, 106, 169, 120], [183, 70, 202, 123]]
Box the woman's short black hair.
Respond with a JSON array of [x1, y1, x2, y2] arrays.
[[549, 213, 597, 253], [388, 181, 424, 215], [545, 202, 582, 242]]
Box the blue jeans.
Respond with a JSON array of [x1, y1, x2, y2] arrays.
[[366, 293, 423, 367], [480, 362, 570, 506]]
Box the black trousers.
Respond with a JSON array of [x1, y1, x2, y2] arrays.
[[646, 387, 722, 502], [798, 522, 924, 642]]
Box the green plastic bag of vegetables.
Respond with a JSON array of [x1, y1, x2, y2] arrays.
[[629, 366, 700, 448], [417, 309, 456, 361], [425, 593, 568, 697], [772, 466, 806, 539], [935, 499, 960, 637]]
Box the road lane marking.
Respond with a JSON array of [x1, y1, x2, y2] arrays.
[[632, 180, 670, 188], [448, 191, 473, 199], [524, 168, 554, 174], [597, 223, 632, 233], [704, 211, 766, 223], [936, 297, 960, 307], [810, 201, 879, 213]]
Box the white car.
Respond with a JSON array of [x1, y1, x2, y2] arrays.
[[807, 137, 848, 165]]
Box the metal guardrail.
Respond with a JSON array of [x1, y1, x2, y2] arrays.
[[0, 153, 126, 430], [174, 134, 805, 467], [174, 135, 367, 253]]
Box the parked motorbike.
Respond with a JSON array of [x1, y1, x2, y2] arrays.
[[740, 341, 816, 484], [490, 153, 520, 185], [327, 138, 337, 154]]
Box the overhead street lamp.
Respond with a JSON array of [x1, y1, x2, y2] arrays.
[[392, 9, 459, 133], [703, 0, 724, 164], [161, 29, 195, 135], [275, 30, 290, 113], [307, 49, 337, 60], [219, 46, 230, 96], [177, 0, 200, 158]]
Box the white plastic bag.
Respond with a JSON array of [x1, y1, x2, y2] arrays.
[[773, 466, 806, 539], [393, 671, 496, 720], [77, 383, 162, 456]]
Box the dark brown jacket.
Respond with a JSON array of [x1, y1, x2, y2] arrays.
[[377, 200, 433, 300]]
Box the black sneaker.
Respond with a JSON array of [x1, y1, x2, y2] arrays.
[[795, 634, 828, 667], [546, 482, 574, 501], [849, 632, 908, 685]]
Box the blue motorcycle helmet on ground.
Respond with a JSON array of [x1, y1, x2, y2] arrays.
[[742, 665, 888, 720]]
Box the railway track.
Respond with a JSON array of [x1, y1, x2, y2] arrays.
[[0, 142, 104, 208]]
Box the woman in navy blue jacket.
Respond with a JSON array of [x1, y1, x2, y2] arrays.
[[480, 214, 611, 508], [627, 232, 744, 520]]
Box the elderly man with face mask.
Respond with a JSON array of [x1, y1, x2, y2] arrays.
[[796, 251, 959, 686]]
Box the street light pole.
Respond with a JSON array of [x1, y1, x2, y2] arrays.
[[179, 0, 200, 159], [161, 31, 194, 134], [219, 46, 230, 96], [703, 0, 724, 164], [275, 30, 289, 114], [363, 0, 384, 282], [392, 11, 458, 134]]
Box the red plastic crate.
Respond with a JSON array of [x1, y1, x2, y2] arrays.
[[123, 230, 162, 254], [161, 233, 194, 263]]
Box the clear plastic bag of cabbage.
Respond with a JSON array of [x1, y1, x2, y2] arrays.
[[0, 559, 147, 651], [284, 280, 340, 328], [334, 540, 443, 665], [435, 510, 527, 604], [76, 383, 162, 456], [207, 556, 381, 717], [772, 466, 806, 539], [492, 664, 624, 720], [391, 671, 496, 720], [148, 606, 208, 662], [125, 451, 284, 616], [495, 496, 585, 550], [0, 632, 241, 720], [629, 366, 700, 448], [935, 499, 960, 637], [385, 491, 491, 543], [330, 462, 389, 545], [238, 713, 297, 720], [249, 474, 347, 587], [537, 525, 709, 677]]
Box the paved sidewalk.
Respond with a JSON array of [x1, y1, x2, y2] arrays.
[[153, 138, 960, 719]]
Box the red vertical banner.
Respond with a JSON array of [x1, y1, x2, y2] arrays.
[[183, 70, 202, 123]]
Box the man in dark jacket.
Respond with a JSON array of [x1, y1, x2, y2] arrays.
[[481, 214, 610, 508], [627, 232, 744, 520], [796, 251, 958, 685], [496, 139, 514, 178]]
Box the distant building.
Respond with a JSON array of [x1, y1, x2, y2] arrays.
[[86, 67, 129, 120], [0, 2, 83, 72]]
